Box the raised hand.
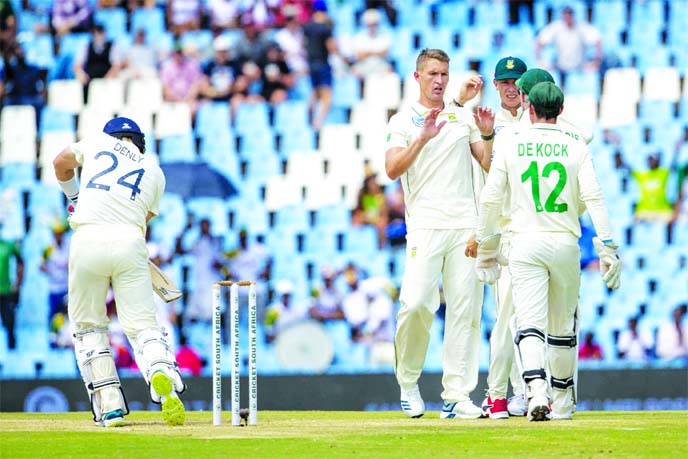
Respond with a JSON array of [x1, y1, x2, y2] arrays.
[[456, 75, 484, 105], [473, 106, 496, 137], [419, 107, 447, 142]]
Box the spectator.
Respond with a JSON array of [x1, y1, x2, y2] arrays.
[[175, 334, 203, 376], [264, 280, 307, 343], [350, 8, 392, 78], [342, 276, 395, 346], [52, 0, 92, 36], [259, 43, 293, 104], [385, 181, 406, 248], [303, 0, 337, 130], [352, 171, 388, 248], [242, 0, 280, 29], [234, 18, 271, 68], [199, 34, 250, 115], [534, 5, 601, 88], [73, 23, 122, 101], [207, 0, 241, 32], [226, 229, 272, 317], [617, 152, 674, 223], [274, 5, 308, 79], [0, 235, 23, 349], [159, 41, 203, 114], [578, 331, 603, 360], [176, 218, 225, 328], [2, 43, 47, 124], [167, 0, 202, 36], [655, 305, 688, 360], [119, 28, 158, 80], [364, 1, 397, 27], [672, 158, 687, 223], [309, 266, 345, 322], [617, 316, 654, 362], [40, 219, 71, 348], [0, 0, 16, 58]]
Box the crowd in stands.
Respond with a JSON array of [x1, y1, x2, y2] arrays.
[[0, 0, 687, 379]]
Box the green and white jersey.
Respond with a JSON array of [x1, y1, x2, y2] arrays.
[[477, 123, 612, 240], [517, 111, 592, 145], [386, 102, 482, 231], [69, 132, 165, 235]]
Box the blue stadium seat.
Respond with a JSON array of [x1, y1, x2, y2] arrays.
[[41, 348, 78, 378], [27, 183, 64, 217], [0, 163, 36, 191], [341, 225, 378, 255], [274, 205, 310, 234], [21, 33, 54, 69], [273, 99, 310, 135], [331, 74, 360, 110], [58, 33, 89, 58], [233, 102, 270, 138], [303, 228, 337, 257], [186, 197, 230, 236], [94, 8, 128, 41], [565, 70, 600, 97], [0, 351, 41, 379], [159, 134, 196, 163], [279, 127, 316, 156], [436, 1, 469, 29], [195, 102, 231, 139], [17, 10, 50, 34], [199, 133, 240, 183], [39, 107, 75, 134], [131, 7, 166, 40]]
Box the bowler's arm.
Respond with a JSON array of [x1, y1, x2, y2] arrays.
[[385, 139, 428, 180]]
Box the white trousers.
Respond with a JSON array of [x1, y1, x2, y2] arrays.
[[69, 225, 159, 338], [487, 233, 524, 400], [394, 228, 483, 402], [509, 233, 580, 395]]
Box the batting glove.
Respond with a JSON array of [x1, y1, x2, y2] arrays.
[[476, 234, 508, 284], [592, 237, 621, 290]]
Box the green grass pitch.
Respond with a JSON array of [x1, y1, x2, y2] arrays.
[[1, 411, 686, 458]]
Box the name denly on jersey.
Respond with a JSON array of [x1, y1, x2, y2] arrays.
[[517, 142, 569, 158], [113, 142, 144, 163]]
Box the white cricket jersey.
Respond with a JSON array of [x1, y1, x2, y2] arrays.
[[477, 123, 612, 241], [491, 106, 523, 231], [386, 102, 482, 231], [69, 132, 165, 235]]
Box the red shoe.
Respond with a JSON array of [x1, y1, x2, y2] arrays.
[[490, 398, 509, 420]]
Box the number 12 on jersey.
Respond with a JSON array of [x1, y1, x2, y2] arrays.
[[521, 160, 568, 213]]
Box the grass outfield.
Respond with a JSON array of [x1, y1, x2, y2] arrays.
[[1, 411, 687, 458]]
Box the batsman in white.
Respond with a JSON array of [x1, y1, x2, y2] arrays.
[[53, 117, 186, 427], [475, 82, 621, 421], [385, 48, 495, 419]]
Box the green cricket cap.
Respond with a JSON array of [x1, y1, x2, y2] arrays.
[[515, 68, 554, 95], [494, 56, 527, 80], [527, 82, 564, 113]]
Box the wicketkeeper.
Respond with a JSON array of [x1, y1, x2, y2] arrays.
[[475, 82, 621, 421]]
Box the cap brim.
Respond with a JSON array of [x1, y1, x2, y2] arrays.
[[497, 71, 525, 81]]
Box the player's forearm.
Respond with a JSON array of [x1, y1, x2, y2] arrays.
[[385, 138, 428, 180], [585, 198, 613, 242], [579, 155, 613, 241], [476, 201, 501, 240]]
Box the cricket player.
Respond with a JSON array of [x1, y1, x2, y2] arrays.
[[53, 117, 186, 427], [386, 48, 495, 419], [474, 82, 621, 421]]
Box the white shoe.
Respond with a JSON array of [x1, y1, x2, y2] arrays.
[[527, 395, 551, 422], [507, 393, 527, 416], [400, 385, 425, 418], [440, 400, 484, 419]]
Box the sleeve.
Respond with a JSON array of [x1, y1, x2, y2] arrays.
[[69, 138, 90, 165], [476, 135, 509, 239], [578, 149, 613, 242], [385, 114, 408, 149]]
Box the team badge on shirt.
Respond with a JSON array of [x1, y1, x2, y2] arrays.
[[412, 115, 425, 127]]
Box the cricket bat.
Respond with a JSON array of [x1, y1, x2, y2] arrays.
[[148, 259, 182, 302]]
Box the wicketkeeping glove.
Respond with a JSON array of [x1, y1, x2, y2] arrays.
[[476, 233, 508, 284], [593, 237, 621, 290]]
